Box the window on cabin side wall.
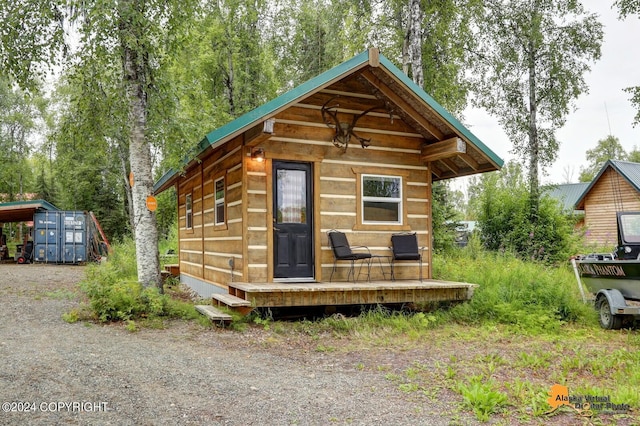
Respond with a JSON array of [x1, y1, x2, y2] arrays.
[[185, 193, 193, 230], [361, 174, 402, 224], [215, 177, 225, 225]]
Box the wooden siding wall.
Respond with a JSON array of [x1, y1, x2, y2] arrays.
[[583, 168, 640, 247], [245, 154, 269, 282], [178, 164, 203, 279], [265, 84, 432, 282], [178, 137, 244, 291]]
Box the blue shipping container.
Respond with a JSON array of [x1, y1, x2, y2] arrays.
[[33, 211, 88, 263]]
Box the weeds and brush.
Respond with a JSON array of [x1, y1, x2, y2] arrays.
[[433, 247, 596, 332], [67, 238, 204, 326]]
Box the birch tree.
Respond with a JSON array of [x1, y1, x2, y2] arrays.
[[378, 0, 475, 113], [0, 1, 196, 288], [469, 0, 603, 221], [403, 0, 424, 87]]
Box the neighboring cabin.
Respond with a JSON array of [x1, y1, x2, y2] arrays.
[[154, 48, 503, 298], [575, 159, 640, 247]]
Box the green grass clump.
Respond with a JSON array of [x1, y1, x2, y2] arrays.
[[456, 375, 509, 421], [433, 248, 594, 332]]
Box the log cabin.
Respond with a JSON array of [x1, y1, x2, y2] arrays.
[[154, 48, 504, 312], [575, 159, 640, 247]]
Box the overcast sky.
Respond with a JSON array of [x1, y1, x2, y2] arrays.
[[463, 0, 640, 185]]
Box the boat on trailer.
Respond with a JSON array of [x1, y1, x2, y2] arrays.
[[574, 211, 640, 329]]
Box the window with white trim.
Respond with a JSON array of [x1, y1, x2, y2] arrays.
[[361, 174, 402, 224], [185, 193, 193, 230], [214, 176, 225, 225]]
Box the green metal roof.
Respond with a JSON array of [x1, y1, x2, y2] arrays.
[[155, 49, 503, 193], [545, 183, 589, 213]]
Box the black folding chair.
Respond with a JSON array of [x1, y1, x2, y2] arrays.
[[390, 233, 424, 282], [327, 230, 372, 282]]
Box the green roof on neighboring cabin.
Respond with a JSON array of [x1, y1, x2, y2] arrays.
[[154, 48, 504, 193], [545, 183, 589, 213]]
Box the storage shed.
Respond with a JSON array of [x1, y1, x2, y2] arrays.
[[154, 48, 503, 307]]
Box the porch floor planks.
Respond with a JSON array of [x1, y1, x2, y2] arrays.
[[227, 279, 476, 308]]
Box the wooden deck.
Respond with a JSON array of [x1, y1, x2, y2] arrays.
[[224, 279, 477, 309]]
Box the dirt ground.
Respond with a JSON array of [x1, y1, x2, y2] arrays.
[[0, 264, 467, 425], [0, 264, 637, 425]]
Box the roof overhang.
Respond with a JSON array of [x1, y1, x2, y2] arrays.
[[0, 200, 60, 223]]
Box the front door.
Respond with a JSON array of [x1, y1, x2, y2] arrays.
[[273, 161, 314, 280]]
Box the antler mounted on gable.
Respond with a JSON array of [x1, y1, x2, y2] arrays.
[[321, 96, 392, 152]]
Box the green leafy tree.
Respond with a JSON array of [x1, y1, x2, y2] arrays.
[[431, 181, 461, 253], [49, 37, 141, 239], [52, 98, 130, 241], [163, 0, 279, 160], [628, 146, 640, 163], [469, 0, 603, 222], [578, 135, 627, 182], [0, 77, 39, 200], [375, 0, 476, 114], [269, 0, 355, 86], [31, 153, 56, 202], [615, 0, 640, 125], [0, 2, 66, 89], [469, 162, 577, 263]]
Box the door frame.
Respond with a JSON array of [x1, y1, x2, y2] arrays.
[[266, 155, 322, 282], [271, 160, 314, 281]]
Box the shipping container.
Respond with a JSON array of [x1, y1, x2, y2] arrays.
[[33, 211, 88, 264]]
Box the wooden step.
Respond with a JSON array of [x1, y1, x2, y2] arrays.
[[212, 293, 252, 307], [195, 305, 232, 322], [164, 264, 180, 277]]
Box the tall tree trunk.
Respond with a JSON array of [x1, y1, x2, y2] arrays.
[[225, 46, 235, 117], [120, 0, 161, 289], [117, 143, 135, 234], [527, 39, 540, 223], [407, 0, 424, 88]]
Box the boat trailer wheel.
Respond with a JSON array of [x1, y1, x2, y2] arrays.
[[597, 296, 623, 330]]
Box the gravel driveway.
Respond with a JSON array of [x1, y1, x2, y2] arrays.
[[0, 264, 467, 426]]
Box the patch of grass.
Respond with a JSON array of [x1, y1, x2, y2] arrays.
[[61, 309, 80, 323], [433, 250, 594, 332], [515, 350, 552, 370], [45, 289, 78, 300], [315, 344, 336, 353], [455, 375, 509, 422], [125, 320, 138, 332]]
